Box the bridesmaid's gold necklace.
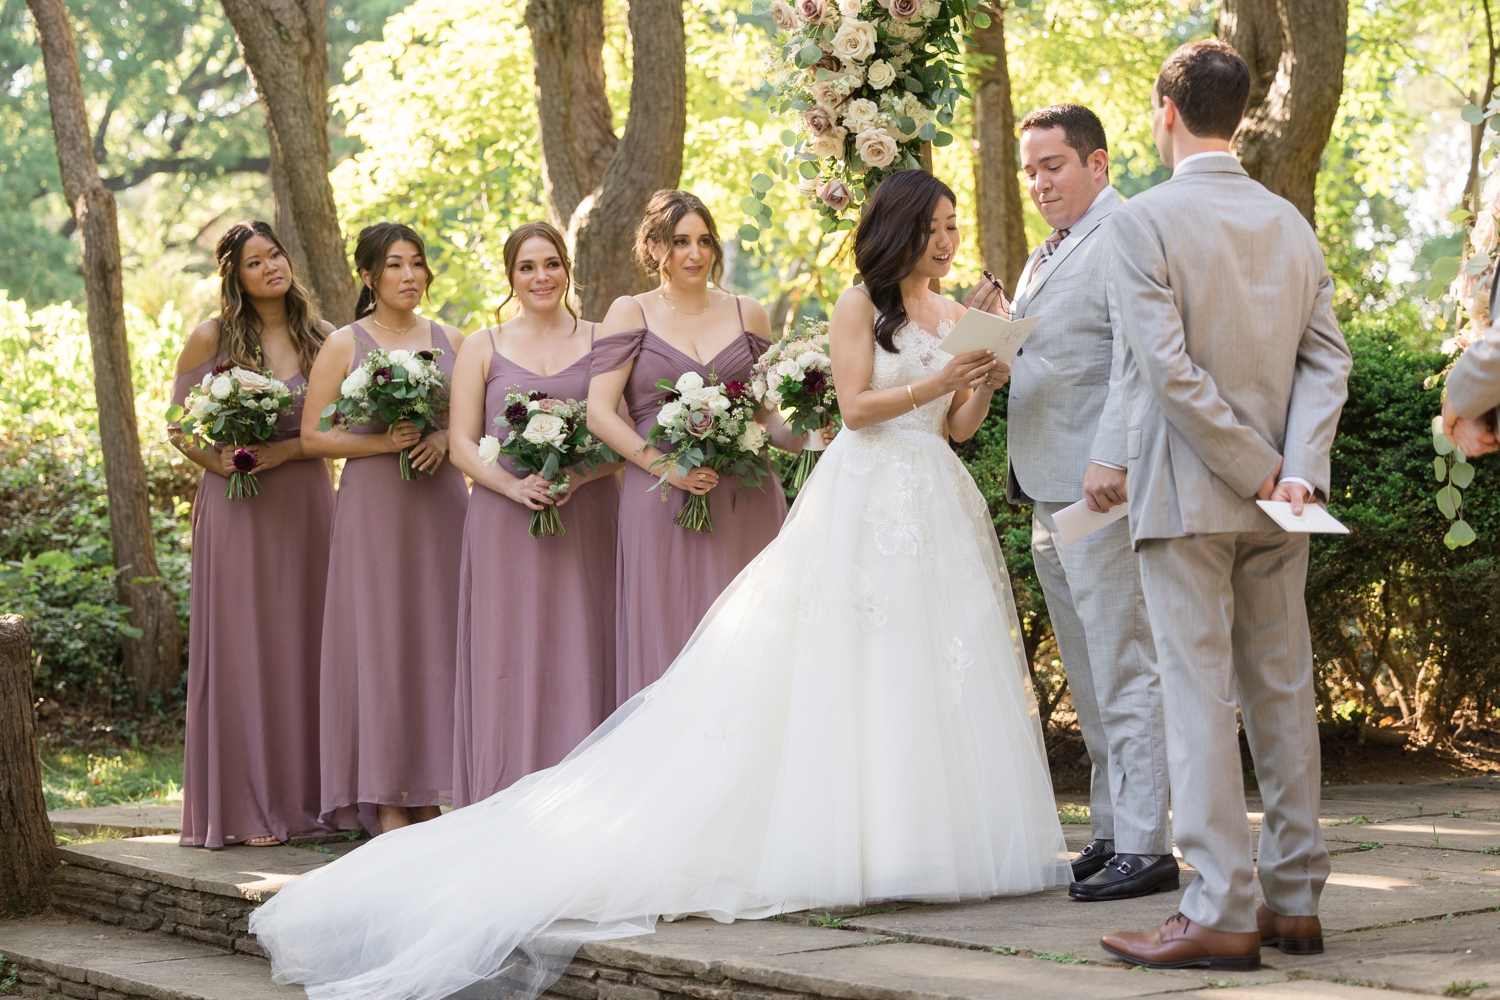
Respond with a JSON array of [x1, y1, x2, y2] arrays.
[[659, 288, 715, 317], [370, 313, 419, 335]]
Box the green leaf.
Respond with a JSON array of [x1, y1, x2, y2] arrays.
[[751, 173, 775, 193], [918, 122, 937, 141], [749, 0, 772, 13], [1430, 256, 1462, 286], [933, 131, 954, 147], [164, 405, 183, 423], [1447, 519, 1478, 547], [117, 624, 145, 639], [819, 216, 838, 233], [1452, 461, 1476, 488], [837, 218, 855, 230], [1465, 253, 1494, 276], [937, 109, 953, 125], [740, 195, 763, 215], [738, 223, 761, 242], [1436, 484, 1461, 519], [972, 10, 991, 27], [902, 76, 924, 93], [897, 115, 917, 135], [780, 129, 798, 146], [1449, 208, 1477, 224], [1433, 415, 1457, 455], [796, 42, 824, 68], [1435, 455, 1448, 481], [798, 159, 819, 179], [1462, 103, 1486, 126]]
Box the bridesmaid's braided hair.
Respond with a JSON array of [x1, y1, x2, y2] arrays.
[[633, 190, 725, 287], [497, 221, 578, 325], [854, 171, 955, 354], [353, 222, 435, 319], [214, 220, 325, 378]]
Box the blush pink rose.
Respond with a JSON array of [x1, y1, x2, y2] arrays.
[[686, 409, 716, 438], [888, 0, 920, 17], [817, 179, 853, 211], [536, 397, 564, 412], [770, 0, 798, 30], [803, 106, 836, 136], [796, 0, 827, 23]]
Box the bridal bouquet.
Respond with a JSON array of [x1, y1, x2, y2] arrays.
[[478, 390, 620, 538], [319, 347, 448, 480], [167, 364, 296, 499], [743, 0, 985, 239], [753, 319, 838, 490], [646, 371, 768, 533]]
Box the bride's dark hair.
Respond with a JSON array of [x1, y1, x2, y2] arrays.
[[853, 170, 956, 354]]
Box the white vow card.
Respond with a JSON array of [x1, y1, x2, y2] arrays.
[[937, 310, 1041, 365], [1255, 500, 1350, 534], [1054, 498, 1130, 547]]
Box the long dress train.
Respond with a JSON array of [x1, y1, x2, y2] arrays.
[[249, 317, 1071, 1000]]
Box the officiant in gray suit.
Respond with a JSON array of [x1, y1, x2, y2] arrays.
[[1442, 276, 1500, 456], [1098, 40, 1351, 972], [966, 104, 1175, 902]]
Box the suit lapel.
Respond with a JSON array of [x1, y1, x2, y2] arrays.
[[1013, 248, 1045, 317], [1019, 192, 1120, 310]]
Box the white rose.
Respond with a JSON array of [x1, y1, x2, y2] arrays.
[[477, 435, 501, 467], [340, 367, 371, 398], [808, 79, 851, 113], [830, 18, 877, 62], [1475, 210, 1499, 257], [522, 413, 567, 448], [808, 127, 848, 160], [796, 351, 830, 371], [230, 368, 275, 393], [751, 378, 768, 399], [674, 371, 705, 393], [210, 375, 233, 400], [855, 126, 900, 168], [188, 394, 215, 419], [658, 401, 685, 426], [770, 0, 798, 30], [838, 0, 862, 13], [708, 393, 731, 413], [775, 358, 803, 379], [841, 97, 879, 133], [867, 59, 896, 89], [199, 372, 214, 391], [387, 349, 414, 369], [736, 422, 769, 454], [765, 388, 784, 409]]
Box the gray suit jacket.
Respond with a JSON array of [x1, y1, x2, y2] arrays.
[[1006, 187, 1127, 504], [1109, 155, 1351, 544], [1446, 278, 1500, 418]]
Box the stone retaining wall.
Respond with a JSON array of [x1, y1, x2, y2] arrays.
[[7, 965, 141, 1000], [545, 959, 816, 1000], [47, 864, 265, 957]]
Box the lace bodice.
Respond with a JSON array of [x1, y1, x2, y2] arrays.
[[866, 318, 955, 436]]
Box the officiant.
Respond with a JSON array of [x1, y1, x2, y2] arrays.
[[966, 104, 1175, 901]]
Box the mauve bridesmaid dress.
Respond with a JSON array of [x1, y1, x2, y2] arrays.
[[318, 321, 469, 832], [451, 327, 619, 807], [175, 352, 333, 848], [591, 299, 786, 706]]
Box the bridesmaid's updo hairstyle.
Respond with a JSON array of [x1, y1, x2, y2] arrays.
[[854, 170, 956, 355], [353, 222, 435, 318], [633, 190, 725, 286], [498, 221, 577, 323], [215, 220, 325, 378]]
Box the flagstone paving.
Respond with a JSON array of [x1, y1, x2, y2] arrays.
[[9, 779, 1499, 1000]]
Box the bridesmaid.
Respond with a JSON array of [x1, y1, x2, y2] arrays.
[[171, 220, 335, 848], [301, 222, 469, 834], [448, 222, 622, 806], [588, 189, 808, 705]]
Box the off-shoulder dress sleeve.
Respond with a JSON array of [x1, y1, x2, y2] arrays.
[[589, 329, 648, 378]]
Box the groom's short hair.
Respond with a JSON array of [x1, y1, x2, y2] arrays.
[[1018, 104, 1107, 164], [1155, 40, 1250, 140]]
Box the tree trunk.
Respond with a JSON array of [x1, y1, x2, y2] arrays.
[[0, 616, 56, 917], [1462, 0, 1496, 220], [222, 0, 358, 324], [1218, 0, 1348, 226], [968, 4, 1029, 292], [528, 0, 687, 319], [27, 0, 183, 710]]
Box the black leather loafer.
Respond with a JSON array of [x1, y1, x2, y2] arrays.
[[1070, 853, 1180, 901], [1070, 839, 1116, 882]]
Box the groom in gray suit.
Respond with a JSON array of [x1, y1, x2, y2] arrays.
[[1099, 40, 1350, 971], [969, 105, 1174, 902]]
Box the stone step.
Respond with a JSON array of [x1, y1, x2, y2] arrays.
[[0, 916, 299, 1000], [49, 805, 183, 839]]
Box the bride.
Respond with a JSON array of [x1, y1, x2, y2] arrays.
[[250, 170, 1071, 1000]]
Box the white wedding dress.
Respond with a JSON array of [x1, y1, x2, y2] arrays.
[[250, 317, 1071, 1000]]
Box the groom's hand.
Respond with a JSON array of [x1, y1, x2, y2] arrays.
[[1082, 462, 1127, 513], [1256, 456, 1284, 502], [1270, 480, 1312, 516]]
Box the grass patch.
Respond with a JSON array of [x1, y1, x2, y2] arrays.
[[1034, 951, 1085, 964], [1445, 981, 1488, 997], [40, 745, 183, 810], [1057, 803, 1090, 824]]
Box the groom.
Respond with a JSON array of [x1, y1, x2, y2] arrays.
[[968, 104, 1174, 902], [1100, 40, 1350, 970]]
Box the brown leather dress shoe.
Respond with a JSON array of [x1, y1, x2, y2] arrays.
[[1256, 903, 1324, 955], [1101, 912, 1261, 971]]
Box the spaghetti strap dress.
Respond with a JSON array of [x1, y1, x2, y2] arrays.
[[318, 321, 469, 832], [174, 352, 334, 848], [452, 325, 619, 807], [590, 297, 786, 706]]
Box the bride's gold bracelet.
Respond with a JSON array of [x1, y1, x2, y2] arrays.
[[906, 384, 917, 411]]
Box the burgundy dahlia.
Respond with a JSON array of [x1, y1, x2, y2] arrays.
[[211, 362, 232, 376], [374, 366, 393, 384], [232, 448, 258, 473], [724, 380, 749, 400], [802, 370, 829, 395], [504, 401, 529, 426], [416, 350, 435, 361], [528, 390, 551, 402]]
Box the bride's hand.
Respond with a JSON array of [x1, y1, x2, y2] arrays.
[[668, 466, 718, 495], [935, 350, 998, 393]]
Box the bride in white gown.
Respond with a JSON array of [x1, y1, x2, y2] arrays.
[[250, 170, 1070, 1000]]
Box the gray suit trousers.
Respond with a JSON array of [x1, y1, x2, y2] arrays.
[[1032, 502, 1170, 854], [1136, 532, 1330, 932]]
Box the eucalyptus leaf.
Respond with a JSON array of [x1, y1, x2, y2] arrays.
[[898, 115, 917, 134], [918, 122, 937, 141], [798, 159, 819, 178], [1429, 256, 1462, 286], [1462, 103, 1486, 126], [1452, 461, 1475, 488], [903, 76, 924, 93], [751, 173, 775, 193], [740, 195, 762, 215], [1436, 484, 1460, 519], [972, 10, 991, 27], [1465, 253, 1494, 276], [738, 223, 761, 242], [1449, 208, 1477, 224], [1448, 519, 1478, 547], [1434, 455, 1448, 481], [780, 129, 797, 146], [933, 131, 954, 147], [796, 43, 823, 68]]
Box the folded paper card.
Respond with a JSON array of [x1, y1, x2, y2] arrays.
[[1255, 500, 1349, 534], [937, 309, 1041, 365], [1054, 498, 1130, 548]]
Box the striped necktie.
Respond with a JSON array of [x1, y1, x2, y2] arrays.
[[1039, 227, 1070, 263]]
